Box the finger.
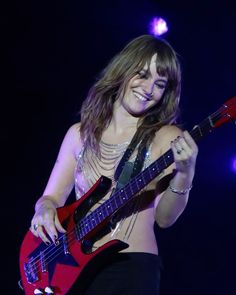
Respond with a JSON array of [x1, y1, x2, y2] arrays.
[[36, 226, 51, 245], [37, 207, 60, 243], [43, 221, 59, 244], [172, 138, 185, 154], [29, 225, 39, 237], [55, 214, 66, 233], [30, 219, 40, 237], [175, 137, 192, 155], [183, 131, 198, 152], [174, 139, 184, 152], [171, 140, 183, 158]]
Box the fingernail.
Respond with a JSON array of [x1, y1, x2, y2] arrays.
[[54, 235, 60, 245], [54, 239, 60, 246]]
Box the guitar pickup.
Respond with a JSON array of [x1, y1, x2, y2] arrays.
[[40, 251, 47, 272], [24, 256, 39, 283], [63, 234, 70, 255]]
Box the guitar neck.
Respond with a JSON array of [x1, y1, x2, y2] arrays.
[[76, 113, 219, 239]]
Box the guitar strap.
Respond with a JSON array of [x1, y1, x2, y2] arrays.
[[108, 134, 148, 231], [114, 133, 148, 190]]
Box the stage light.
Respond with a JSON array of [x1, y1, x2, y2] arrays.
[[232, 158, 236, 173], [149, 17, 168, 37]]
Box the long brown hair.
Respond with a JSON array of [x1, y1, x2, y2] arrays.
[[80, 34, 182, 153]]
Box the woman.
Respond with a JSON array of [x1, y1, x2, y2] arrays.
[[30, 35, 198, 294]]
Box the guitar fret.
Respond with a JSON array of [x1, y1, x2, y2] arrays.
[[135, 177, 142, 190], [102, 202, 109, 217], [115, 194, 122, 208], [133, 181, 140, 194], [118, 189, 128, 203], [113, 196, 118, 209], [117, 192, 124, 206], [129, 183, 134, 195], [91, 216, 96, 225], [91, 211, 99, 224], [102, 206, 108, 218], [208, 116, 214, 127], [75, 224, 83, 240], [96, 210, 103, 222], [82, 224, 87, 236], [83, 221, 90, 235], [119, 189, 125, 202], [125, 186, 132, 199], [163, 154, 168, 168], [108, 203, 112, 213], [166, 155, 172, 166], [124, 189, 129, 200], [148, 165, 154, 180], [105, 202, 112, 216], [120, 193, 126, 202], [110, 199, 117, 211]]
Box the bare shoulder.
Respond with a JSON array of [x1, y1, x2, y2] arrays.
[[152, 125, 184, 154], [63, 123, 83, 156], [156, 124, 183, 141], [67, 122, 81, 136], [66, 123, 81, 140]]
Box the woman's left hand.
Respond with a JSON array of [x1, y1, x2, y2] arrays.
[[171, 130, 198, 175]]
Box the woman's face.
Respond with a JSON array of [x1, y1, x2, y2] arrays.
[[120, 54, 168, 117]]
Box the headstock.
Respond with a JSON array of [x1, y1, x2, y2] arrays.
[[212, 96, 236, 128]]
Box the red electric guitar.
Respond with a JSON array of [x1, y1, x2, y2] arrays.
[[19, 97, 236, 294]]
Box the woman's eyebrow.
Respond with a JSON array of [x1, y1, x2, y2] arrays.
[[156, 78, 168, 83]]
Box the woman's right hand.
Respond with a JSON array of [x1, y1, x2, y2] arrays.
[[30, 199, 66, 245]]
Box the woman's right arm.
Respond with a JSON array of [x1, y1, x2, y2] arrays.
[[30, 123, 82, 245]]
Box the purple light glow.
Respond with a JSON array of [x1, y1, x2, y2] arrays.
[[232, 158, 236, 173], [149, 17, 168, 37]]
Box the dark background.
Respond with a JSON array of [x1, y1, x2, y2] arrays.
[[2, 0, 236, 294]]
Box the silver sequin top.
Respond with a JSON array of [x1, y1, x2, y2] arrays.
[[74, 141, 151, 199]]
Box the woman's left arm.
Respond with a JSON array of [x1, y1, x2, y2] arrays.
[[154, 128, 198, 228]]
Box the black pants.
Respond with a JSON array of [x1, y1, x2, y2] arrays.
[[82, 252, 162, 295]]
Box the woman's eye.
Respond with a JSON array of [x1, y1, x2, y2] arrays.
[[155, 82, 167, 89], [156, 84, 166, 89], [137, 71, 147, 78]]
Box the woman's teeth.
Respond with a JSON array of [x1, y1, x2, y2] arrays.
[[135, 93, 148, 101]]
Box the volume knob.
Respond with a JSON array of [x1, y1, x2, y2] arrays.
[[45, 286, 54, 294], [34, 288, 44, 294]]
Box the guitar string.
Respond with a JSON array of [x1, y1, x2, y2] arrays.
[[25, 108, 227, 274]]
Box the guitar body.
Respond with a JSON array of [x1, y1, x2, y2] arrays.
[[19, 176, 129, 295]]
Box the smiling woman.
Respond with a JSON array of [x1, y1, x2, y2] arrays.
[[119, 53, 168, 116], [26, 34, 198, 295], [80, 35, 182, 151]]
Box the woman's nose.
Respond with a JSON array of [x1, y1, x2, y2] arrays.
[[143, 80, 154, 96]]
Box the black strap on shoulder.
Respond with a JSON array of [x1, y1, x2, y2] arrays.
[[131, 143, 147, 178], [114, 134, 148, 183]]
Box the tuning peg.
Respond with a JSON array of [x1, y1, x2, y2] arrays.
[[45, 286, 54, 294], [34, 288, 44, 294]]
